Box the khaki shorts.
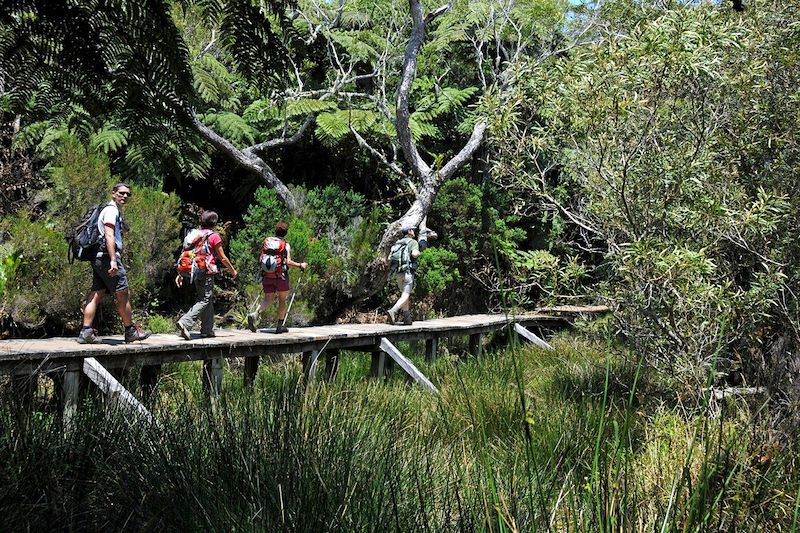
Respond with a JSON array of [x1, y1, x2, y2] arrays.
[[395, 271, 413, 295]]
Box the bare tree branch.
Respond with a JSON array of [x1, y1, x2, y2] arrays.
[[350, 126, 407, 178]]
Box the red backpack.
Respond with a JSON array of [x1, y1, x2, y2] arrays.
[[259, 237, 287, 278]]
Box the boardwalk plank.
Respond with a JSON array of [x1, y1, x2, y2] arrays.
[[0, 310, 601, 374]]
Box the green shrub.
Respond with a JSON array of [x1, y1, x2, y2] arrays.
[[144, 313, 175, 334], [304, 184, 365, 234], [428, 178, 528, 312], [0, 213, 86, 330], [0, 137, 181, 333], [121, 187, 182, 305], [229, 187, 290, 284], [47, 135, 114, 233], [416, 247, 461, 295]]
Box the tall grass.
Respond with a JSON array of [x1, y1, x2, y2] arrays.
[[1, 334, 797, 531]]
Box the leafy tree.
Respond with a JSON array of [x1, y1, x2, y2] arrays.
[[492, 0, 800, 402]]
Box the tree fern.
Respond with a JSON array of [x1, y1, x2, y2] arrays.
[[193, 54, 235, 104], [90, 127, 130, 154], [328, 31, 382, 62], [200, 111, 256, 147], [316, 108, 381, 146], [286, 98, 338, 117], [315, 111, 351, 146]]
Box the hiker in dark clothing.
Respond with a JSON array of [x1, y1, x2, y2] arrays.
[[175, 210, 238, 340], [247, 221, 307, 334], [77, 183, 151, 344]]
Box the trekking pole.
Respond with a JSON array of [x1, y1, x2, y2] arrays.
[[282, 268, 306, 328]]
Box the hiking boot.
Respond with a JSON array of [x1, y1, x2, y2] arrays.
[[177, 321, 191, 340], [200, 331, 216, 338], [246, 312, 258, 333], [387, 309, 396, 325], [77, 327, 99, 344], [125, 325, 152, 343], [402, 310, 412, 326], [275, 320, 289, 334]]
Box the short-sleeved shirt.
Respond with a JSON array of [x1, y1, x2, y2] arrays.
[[97, 202, 123, 256], [397, 237, 420, 272], [205, 231, 222, 273]]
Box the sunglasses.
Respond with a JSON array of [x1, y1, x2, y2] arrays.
[[116, 190, 132, 197]]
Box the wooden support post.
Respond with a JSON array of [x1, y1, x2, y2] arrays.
[[12, 374, 36, 413], [425, 337, 438, 362], [514, 323, 553, 350], [83, 358, 153, 422], [243, 356, 259, 386], [469, 333, 483, 357], [139, 364, 161, 406], [379, 338, 438, 394], [62, 363, 81, 430], [302, 350, 321, 382], [202, 356, 223, 396], [325, 349, 340, 381], [370, 349, 386, 378]]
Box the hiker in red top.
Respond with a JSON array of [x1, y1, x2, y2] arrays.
[[247, 221, 307, 334], [175, 210, 237, 340]]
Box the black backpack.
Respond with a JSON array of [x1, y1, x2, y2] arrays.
[[66, 204, 105, 263]]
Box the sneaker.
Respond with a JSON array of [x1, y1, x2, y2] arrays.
[[176, 321, 191, 340], [125, 325, 152, 343], [77, 327, 99, 344], [246, 312, 258, 333], [387, 309, 396, 325], [200, 331, 216, 338], [275, 320, 289, 334]]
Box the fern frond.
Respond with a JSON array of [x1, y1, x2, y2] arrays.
[[90, 127, 129, 154], [243, 99, 280, 122], [201, 111, 256, 147], [286, 98, 338, 117], [315, 111, 351, 146], [409, 114, 440, 142]]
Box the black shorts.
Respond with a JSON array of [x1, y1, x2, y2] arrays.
[[91, 254, 129, 294]]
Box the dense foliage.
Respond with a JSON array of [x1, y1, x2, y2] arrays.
[[1, 0, 799, 419], [490, 0, 800, 405]]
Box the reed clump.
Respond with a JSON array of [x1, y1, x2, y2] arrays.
[[1, 334, 797, 531]]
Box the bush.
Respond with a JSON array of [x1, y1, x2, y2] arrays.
[[0, 213, 86, 332], [426, 177, 528, 313]]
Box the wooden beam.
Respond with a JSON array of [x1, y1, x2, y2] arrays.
[[379, 338, 438, 394], [244, 356, 259, 386], [370, 349, 386, 378], [202, 357, 223, 395], [139, 364, 161, 406], [424, 337, 438, 362], [83, 357, 153, 422], [514, 324, 553, 350], [468, 333, 483, 357], [62, 363, 81, 430]]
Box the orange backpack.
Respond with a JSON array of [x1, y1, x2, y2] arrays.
[[177, 229, 214, 280]]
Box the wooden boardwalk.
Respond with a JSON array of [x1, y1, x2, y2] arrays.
[[0, 312, 573, 374], [0, 308, 607, 420]]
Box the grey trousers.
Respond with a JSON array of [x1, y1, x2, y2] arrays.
[[178, 275, 215, 335]]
